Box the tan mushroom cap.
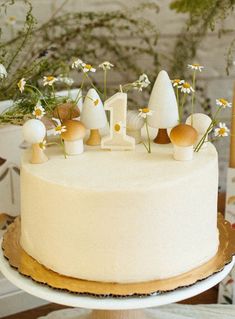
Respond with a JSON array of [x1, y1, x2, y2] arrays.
[[61, 120, 86, 141], [53, 102, 80, 122], [170, 124, 198, 147]]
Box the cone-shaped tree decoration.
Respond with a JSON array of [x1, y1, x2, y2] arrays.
[[81, 88, 107, 146], [148, 70, 179, 144]]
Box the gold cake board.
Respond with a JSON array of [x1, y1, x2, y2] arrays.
[[2, 214, 235, 298]]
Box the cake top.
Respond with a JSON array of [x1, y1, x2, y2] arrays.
[[22, 142, 217, 191]]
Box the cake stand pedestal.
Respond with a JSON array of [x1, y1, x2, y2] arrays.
[[0, 242, 234, 319]]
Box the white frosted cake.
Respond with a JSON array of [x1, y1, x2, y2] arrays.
[[20, 142, 219, 283]]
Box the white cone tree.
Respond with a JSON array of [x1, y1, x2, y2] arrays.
[[148, 70, 179, 144], [81, 88, 107, 146]]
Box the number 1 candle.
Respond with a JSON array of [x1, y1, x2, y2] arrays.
[[101, 92, 135, 150]]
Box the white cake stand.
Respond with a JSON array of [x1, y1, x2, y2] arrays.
[[0, 240, 234, 319]]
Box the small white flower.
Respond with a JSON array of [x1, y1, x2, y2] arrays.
[[132, 74, 151, 91], [179, 81, 194, 94], [6, 16, 16, 26], [57, 75, 74, 86], [32, 103, 46, 119], [216, 98, 232, 108], [39, 140, 47, 150], [17, 78, 26, 93], [114, 121, 124, 134], [43, 76, 58, 86], [99, 61, 114, 70], [0, 64, 7, 79], [171, 79, 182, 87], [214, 122, 230, 137], [81, 63, 96, 73], [138, 108, 153, 119], [72, 58, 83, 69], [52, 118, 67, 135], [188, 63, 204, 72]]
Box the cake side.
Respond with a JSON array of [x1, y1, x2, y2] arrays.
[[20, 142, 219, 283]]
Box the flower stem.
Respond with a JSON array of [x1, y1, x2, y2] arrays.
[[179, 93, 186, 123], [145, 117, 151, 153], [191, 71, 196, 125], [104, 69, 107, 100], [194, 106, 223, 152]]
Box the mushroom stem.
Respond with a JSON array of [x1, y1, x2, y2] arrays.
[[173, 145, 194, 161], [64, 139, 84, 155], [86, 129, 101, 146], [31, 144, 48, 164], [154, 129, 171, 144]]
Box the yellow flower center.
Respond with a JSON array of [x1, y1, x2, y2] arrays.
[[141, 107, 150, 113], [173, 79, 181, 83], [35, 109, 42, 116], [39, 142, 45, 149], [219, 128, 226, 135], [55, 125, 62, 131], [94, 99, 99, 106], [183, 82, 191, 88], [114, 123, 121, 132], [218, 98, 228, 106], [85, 64, 92, 70], [9, 16, 16, 21], [192, 63, 200, 67], [47, 76, 54, 81]]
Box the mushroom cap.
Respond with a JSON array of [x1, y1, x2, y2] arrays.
[[170, 124, 198, 147], [127, 110, 144, 130], [185, 113, 211, 134], [23, 119, 46, 144], [61, 120, 86, 141], [53, 102, 80, 122]]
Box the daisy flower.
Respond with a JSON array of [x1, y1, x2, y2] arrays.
[[179, 81, 194, 94], [17, 78, 26, 93], [188, 63, 204, 72], [216, 98, 232, 108], [81, 63, 96, 73], [99, 61, 114, 70], [32, 103, 46, 120], [72, 58, 83, 69], [171, 79, 182, 87], [114, 121, 124, 134], [214, 123, 230, 137], [0, 64, 7, 79], [39, 140, 47, 150], [52, 118, 67, 135], [6, 16, 16, 26], [43, 76, 58, 86], [138, 107, 153, 119]]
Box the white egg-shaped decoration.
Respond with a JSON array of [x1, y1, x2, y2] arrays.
[[186, 113, 212, 148], [126, 110, 144, 144], [23, 119, 46, 144], [186, 113, 211, 134], [127, 110, 144, 131]]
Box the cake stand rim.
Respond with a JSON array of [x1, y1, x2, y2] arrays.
[[0, 237, 234, 310]]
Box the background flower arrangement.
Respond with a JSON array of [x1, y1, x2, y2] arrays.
[[0, 0, 234, 126]]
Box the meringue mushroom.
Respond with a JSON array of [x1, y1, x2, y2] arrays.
[[170, 124, 198, 161], [61, 119, 86, 155], [126, 110, 144, 144], [22, 119, 48, 164], [185, 113, 212, 149]]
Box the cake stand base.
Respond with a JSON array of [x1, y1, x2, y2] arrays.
[[38, 309, 152, 319]]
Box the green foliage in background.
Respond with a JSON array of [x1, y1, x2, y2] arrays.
[[0, 0, 234, 125]]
